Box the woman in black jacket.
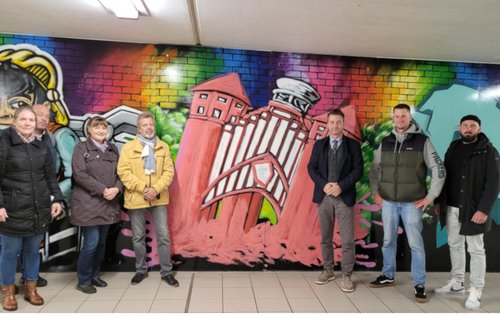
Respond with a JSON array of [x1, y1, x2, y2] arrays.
[[0, 106, 64, 311], [70, 116, 122, 294]]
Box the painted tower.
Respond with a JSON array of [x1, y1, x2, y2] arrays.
[[170, 73, 362, 254]]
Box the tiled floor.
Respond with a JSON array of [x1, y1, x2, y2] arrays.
[[3, 271, 500, 313]]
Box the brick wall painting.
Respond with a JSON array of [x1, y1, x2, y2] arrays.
[[1, 34, 499, 272]]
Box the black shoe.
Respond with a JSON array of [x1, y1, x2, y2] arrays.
[[162, 274, 179, 287], [369, 275, 395, 288], [131, 272, 148, 285], [19, 276, 47, 287], [91, 277, 108, 288], [414, 284, 428, 303], [77, 282, 97, 294], [37, 276, 48, 287]]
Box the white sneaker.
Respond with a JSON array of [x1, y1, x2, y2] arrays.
[[465, 287, 482, 310], [434, 278, 465, 294]]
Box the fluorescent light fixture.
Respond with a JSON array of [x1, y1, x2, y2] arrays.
[[99, 0, 149, 19]]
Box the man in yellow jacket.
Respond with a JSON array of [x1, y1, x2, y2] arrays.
[[117, 112, 179, 287]]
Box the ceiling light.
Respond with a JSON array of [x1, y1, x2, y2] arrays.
[[99, 0, 149, 19]]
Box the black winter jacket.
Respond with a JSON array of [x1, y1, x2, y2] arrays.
[[0, 127, 64, 237], [437, 133, 500, 235]]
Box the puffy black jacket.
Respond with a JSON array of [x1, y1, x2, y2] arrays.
[[0, 127, 64, 237], [438, 133, 500, 235]]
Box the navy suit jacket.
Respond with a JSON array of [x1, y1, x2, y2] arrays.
[[307, 135, 363, 206]]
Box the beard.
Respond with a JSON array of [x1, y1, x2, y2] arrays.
[[460, 133, 478, 143]]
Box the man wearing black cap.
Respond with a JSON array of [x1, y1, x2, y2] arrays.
[[434, 114, 500, 310]]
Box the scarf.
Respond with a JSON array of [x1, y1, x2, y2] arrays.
[[138, 134, 157, 175], [91, 137, 109, 153], [13, 126, 36, 143]]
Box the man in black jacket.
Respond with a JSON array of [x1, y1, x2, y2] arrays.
[[307, 109, 363, 293], [434, 114, 500, 310]]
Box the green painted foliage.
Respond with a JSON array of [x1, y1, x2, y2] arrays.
[[148, 105, 188, 162]]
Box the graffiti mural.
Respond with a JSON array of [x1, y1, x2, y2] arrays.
[[168, 73, 374, 267], [0, 34, 499, 272]]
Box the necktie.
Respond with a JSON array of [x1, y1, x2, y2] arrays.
[[331, 140, 338, 151]]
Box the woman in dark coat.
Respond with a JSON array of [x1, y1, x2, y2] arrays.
[[70, 116, 122, 294], [0, 106, 64, 311]]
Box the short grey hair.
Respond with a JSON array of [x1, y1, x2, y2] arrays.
[[137, 112, 155, 127]]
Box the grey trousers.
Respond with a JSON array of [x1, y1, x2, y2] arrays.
[[447, 206, 486, 289], [317, 195, 355, 276], [129, 205, 172, 277]]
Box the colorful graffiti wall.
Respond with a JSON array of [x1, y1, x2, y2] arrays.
[[0, 33, 499, 272]]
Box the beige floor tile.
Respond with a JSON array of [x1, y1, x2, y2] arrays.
[[53, 288, 90, 302], [191, 287, 222, 299], [379, 296, 424, 312], [279, 276, 310, 288], [223, 276, 252, 288], [283, 286, 316, 298], [253, 286, 286, 299], [40, 301, 83, 313], [319, 296, 358, 312], [310, 283, 347, 298], [121, 287, 158, 300], [223, 299, 258, 312], [155, 287, 190, 300], [194, 272, 223, 278], [86, 288, 126, 301], [113, 299, 153, 313], [344, 284, 376, 298], [479, 298, 500, 313], [99, 272, 134, 289], [369, 285, 411, 298], [149, 299, 186, 313], [223, 287, 254, 299], [77, 300, 118, 313], [35, 288, 60, 303], [287, 297, 325, 313], [250, 276, 281, 287], [255, 298, 292, 313], [415, 298, 456, 313], [483, 287, 500, 298], [173, 271, 194, 278], [350, 297, 391, 313], [250, 272, 279, 279], [193, 276, 223, 288], [188, 298, 223, 312]]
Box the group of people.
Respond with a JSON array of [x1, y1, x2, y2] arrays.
[[0, 102, 498, 312], [0, 107, 179, 311], [307, 104, 499, 310]]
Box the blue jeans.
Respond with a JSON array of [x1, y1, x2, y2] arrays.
[[381, 200, 426, 286], [0, 234, 44, 285], [77, 225, 110, 284], [129, 205, 172, 276]]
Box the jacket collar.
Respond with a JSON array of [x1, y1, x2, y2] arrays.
[[449, 132, 491, 153], [8, 127, 42, 148]]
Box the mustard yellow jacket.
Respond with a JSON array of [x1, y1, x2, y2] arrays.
[[117, 136, 174, 209]]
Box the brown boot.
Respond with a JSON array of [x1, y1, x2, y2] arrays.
[[24, 280, 44, 306], [2, 284, 18, 311]]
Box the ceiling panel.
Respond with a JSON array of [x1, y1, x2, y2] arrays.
[[0, 0, 499, 63]]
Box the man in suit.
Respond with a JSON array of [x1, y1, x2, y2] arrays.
[[307, 109, 363, 292]]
